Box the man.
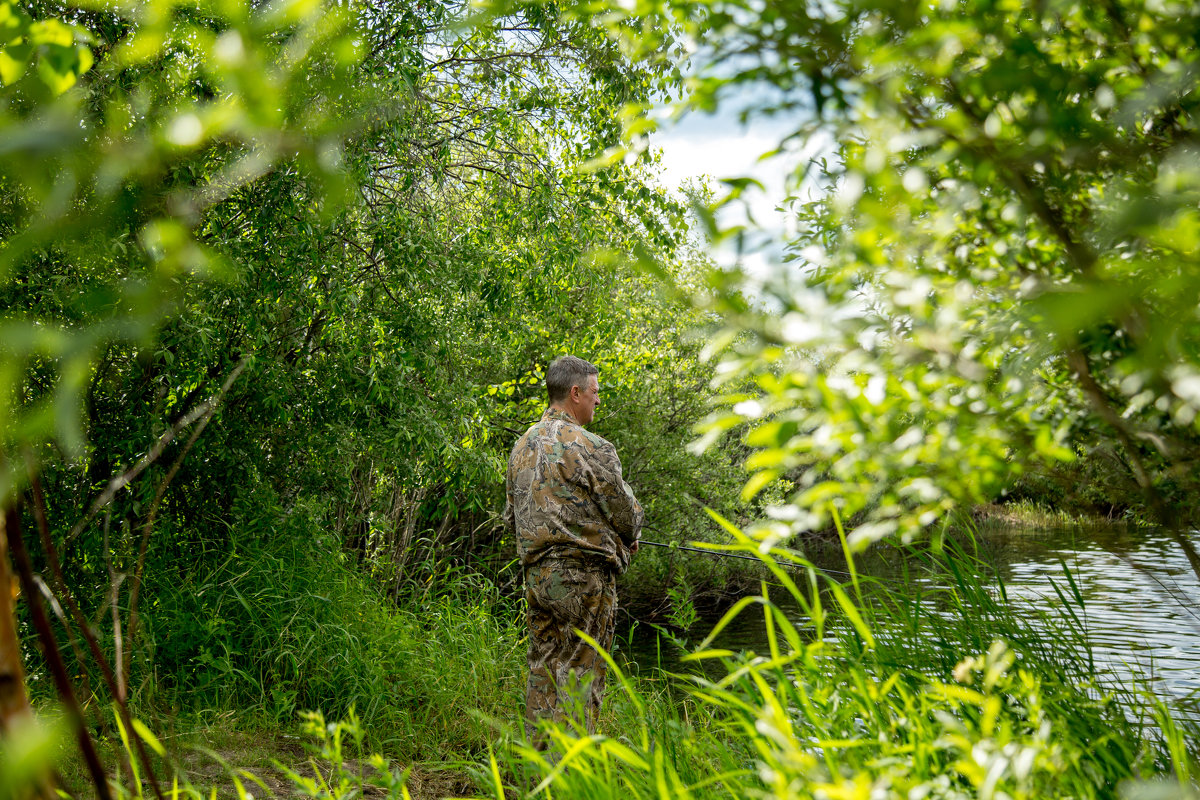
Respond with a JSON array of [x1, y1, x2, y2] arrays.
[[504, 355, 643, 745]]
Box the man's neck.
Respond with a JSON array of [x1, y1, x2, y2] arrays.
[[549, 404, 582, 425]]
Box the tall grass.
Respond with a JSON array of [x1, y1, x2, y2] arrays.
[[137, 533, 525, 760], [489, 521, 1200, 799], [33, 509, 1200, 799], [973, 499, 1123, 530]]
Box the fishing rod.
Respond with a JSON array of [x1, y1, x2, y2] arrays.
[[640, 507, 912, 585], [638, 538, 863, 581]]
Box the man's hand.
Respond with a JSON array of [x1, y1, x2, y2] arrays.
[[630, 535, 640, 555]]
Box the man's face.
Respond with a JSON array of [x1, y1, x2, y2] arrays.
[[574, 375, 601, 425]]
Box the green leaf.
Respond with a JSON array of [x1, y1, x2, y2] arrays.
[[131, 719, 166, 757], [0, 42, 30, 84], [828, 582, 875, 650]]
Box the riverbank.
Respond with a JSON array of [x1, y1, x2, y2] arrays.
[[970, 500, 1133, 531], [618, 499, 1130, 624], [39, 508, 1200, 799], [49, 531, 1199, 800]]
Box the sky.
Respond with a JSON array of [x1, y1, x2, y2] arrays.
[[645, 101, 830, 279]]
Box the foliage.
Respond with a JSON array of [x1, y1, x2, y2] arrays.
[[1, 10, 758, 800], [35, 517, 1200, 800], [274, 711, 414, 800], [41, 708, 421, 799], [15, 0, 1200, 797], [0, 1, 92, 95], [1, 3, 370, 794], [558, 0, 1200, 547], [664, 574, 698, 630], [3, 0, 748, 750], [1, 0, 363, 499], [56, 503, 525, 759], [490, 530, 1199, 799]]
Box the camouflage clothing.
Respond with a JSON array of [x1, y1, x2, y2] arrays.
[[523, 557, 617, 740], [504, 406, 642, 743], [504, 407, 643, 573]]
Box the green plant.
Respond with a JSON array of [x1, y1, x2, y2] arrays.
[[133, 521, 527, 760], [484, 515, 1198, 799], [665, 575, 698, 631], [528, 0, 1200, 552], [275, 710, 414, 800]]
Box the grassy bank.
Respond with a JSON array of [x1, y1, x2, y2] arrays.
[[970, 500, 1132, 531], [27, 528, 529, 800], [31, 525, 1199, 800], [132, 541, 526, 759], [493, 535, 1199, 799]]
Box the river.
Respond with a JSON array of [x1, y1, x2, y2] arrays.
[[622, 525, 1200, 713]]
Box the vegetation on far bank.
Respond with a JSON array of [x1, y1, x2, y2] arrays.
[[969, 500, 1133, 532]]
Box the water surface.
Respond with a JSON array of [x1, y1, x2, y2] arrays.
[[622, 526, 1200, 711]]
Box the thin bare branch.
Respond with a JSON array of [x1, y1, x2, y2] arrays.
[[65, 358, 251, 549], [5, 504, 113, 800], [123, 357, 251, 689]]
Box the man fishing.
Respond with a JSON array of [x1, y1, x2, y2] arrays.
[[503, 355, 643, 746]]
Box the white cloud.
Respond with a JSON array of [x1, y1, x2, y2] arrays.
[[647, 110, 833, 273]]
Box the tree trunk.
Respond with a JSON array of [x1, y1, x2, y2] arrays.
[[0, 510, 34, 732], [0, 507, 56, 800]]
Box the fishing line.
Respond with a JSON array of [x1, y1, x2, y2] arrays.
[[638, 537, 943, 587], [638, 537, 865, 582]]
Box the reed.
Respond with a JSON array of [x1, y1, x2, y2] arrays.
[[37, 515, 1199, 800], [487, 518, 1199, 799], [972, 500, 1124, 531]]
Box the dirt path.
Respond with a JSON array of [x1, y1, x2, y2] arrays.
[[183, 756, 472, 799], [173, 735, 477, 800], [58, 727, 482, 799]]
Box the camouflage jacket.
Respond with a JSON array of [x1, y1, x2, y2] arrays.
[[504, 407, 643, 573]]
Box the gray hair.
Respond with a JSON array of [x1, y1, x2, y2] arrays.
[[546, 355, 599, 403]]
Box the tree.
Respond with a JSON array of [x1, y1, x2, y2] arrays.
[[0, 0, 368, 791], [4, 0, 737, 762], [562, 0, 1200, 555]]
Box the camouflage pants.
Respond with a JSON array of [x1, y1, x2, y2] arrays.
[[524, 557, 618, 746]]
